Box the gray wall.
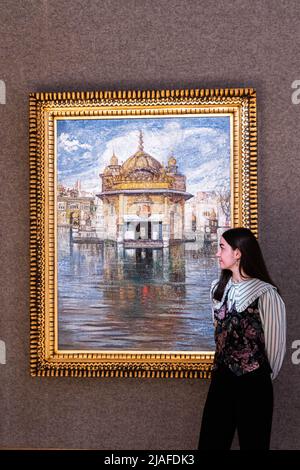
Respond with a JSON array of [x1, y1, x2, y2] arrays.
[[0, 0, 299, 449]]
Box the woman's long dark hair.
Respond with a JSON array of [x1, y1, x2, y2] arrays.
[[213, 227, 279, 301]]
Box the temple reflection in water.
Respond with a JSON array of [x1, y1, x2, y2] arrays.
[[58, 227, 218, 350]]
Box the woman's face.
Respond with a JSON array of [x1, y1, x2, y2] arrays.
[[216, 236, 240, 271]]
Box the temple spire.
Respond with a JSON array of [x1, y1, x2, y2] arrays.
[[138, 130, 144, 151], [110, 147, 118, 165]]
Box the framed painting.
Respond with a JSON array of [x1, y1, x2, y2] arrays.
[[29, 87, 258, 378]]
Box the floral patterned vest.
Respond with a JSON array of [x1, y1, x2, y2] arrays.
[[213, 290, 272, 376]]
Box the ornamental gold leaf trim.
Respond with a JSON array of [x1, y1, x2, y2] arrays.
[[29, 86, 257, 378]]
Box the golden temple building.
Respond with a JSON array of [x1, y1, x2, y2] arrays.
[[97, 131, 193, 247]]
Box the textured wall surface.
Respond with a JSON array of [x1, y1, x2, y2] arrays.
[[0, 0, 299, 450]]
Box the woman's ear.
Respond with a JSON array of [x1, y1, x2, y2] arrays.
[[235, 248, 242, 261]]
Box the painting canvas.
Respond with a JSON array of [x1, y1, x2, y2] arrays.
[[29, 87, 257, 377], [57, 117, 230, 352]]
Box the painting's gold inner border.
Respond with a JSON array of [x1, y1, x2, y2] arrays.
[[29, 88, 257, 377]]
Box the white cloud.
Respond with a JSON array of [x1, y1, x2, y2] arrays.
[[184, 158, 230, 193], [58, 132, 92, 153]]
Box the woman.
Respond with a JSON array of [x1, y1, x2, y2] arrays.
[[198, 227, 286, 450]]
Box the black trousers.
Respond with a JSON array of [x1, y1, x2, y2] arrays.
[[198, 365, 273, 450]]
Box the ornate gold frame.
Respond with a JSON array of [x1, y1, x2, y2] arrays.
[[29, 87, 257, 378]]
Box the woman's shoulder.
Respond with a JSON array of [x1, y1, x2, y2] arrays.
[[234, 278, 279, 312], [258, 282, 285, 304], [230, 277, 277, 291], [248, 279, 279, 298]]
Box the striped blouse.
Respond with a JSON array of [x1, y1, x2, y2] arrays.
[[210, 277, 286, 380]]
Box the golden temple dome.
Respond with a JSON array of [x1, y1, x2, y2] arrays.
[[122, 150, 163, 174], [122, 131, 163, 175]]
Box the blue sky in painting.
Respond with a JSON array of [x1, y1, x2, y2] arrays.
[[57, 116, 230, 195]]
